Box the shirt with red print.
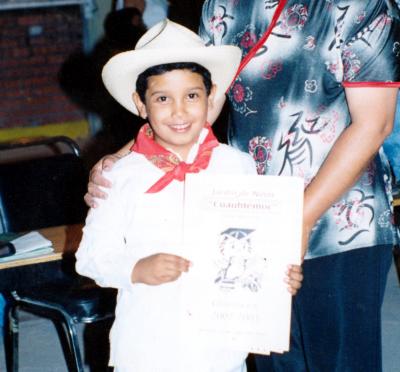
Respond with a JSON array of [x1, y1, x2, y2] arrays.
[[199, 0, 400, 258]]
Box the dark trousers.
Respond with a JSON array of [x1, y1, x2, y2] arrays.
[[254, 245, 393, 372]]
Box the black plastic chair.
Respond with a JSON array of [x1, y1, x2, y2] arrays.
[[0, 137, 86, 233], [0, 136, 116, 372]]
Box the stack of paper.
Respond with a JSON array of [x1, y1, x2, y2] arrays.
[[0, 231, 54, 263], [180, 173, 303, 355]]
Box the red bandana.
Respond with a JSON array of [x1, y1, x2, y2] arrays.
[[131, 123, 219, 193]]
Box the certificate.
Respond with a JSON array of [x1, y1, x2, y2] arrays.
[[180, 174, 303, 355]]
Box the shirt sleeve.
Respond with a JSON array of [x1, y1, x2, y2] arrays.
[[75, 169, 140, 291], [340, 0, 400, 85]]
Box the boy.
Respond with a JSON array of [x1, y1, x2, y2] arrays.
[[75, 20, 302, 372]]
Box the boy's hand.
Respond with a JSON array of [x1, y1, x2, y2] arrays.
[[285, 264, 303, 296], [84, 154, 121, 208], [131, 253, 191, 285]]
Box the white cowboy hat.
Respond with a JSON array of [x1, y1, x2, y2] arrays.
[[101, 19, 242, 115]]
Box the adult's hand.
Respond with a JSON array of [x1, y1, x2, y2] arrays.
[[85, 138, 135, 207], [85, 154, 120, 208]]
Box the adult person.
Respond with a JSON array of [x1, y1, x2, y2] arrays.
[[59, 2, 147, 164], [114, 0, 169, 28], [86, 1, 400, 371], [168, 0, 205, 31]]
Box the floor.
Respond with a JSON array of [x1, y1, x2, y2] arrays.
[[0, 260, 399, 372]]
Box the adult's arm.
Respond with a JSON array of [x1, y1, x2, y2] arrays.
[[302, 87, 398, 257]]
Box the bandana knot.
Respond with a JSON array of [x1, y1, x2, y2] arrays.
[[131, 123, 219, 193]]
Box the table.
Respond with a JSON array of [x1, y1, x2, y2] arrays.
[[0, 224, 82, 292]]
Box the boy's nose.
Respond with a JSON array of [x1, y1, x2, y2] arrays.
[[171, 100, 187, 118]]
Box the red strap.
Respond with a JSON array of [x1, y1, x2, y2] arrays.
[[227, 0, 288, 91]]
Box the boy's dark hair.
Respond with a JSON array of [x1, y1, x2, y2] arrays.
[[136, 62, 212, 102]]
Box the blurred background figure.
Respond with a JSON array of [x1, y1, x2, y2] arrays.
[[168, 0, 204, 31], [59, 1, 148, 166], [106, 1, 147, 52], [114, 0, 206, 32], [114, 0, 169, 28]]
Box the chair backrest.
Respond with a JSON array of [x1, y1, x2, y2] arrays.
[[0, 137, 88, 233]]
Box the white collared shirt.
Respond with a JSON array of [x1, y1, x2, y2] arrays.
[[75, 142, 255, 371]]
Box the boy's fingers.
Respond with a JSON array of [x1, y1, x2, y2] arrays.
[[284, 264, 303, 295], [287, 264, 302, 273], [163, 254, 191, 272], [163, 269, 183, 280], [159, 272, 181, 284], [295, 273, 304, 282], [162, 253, 190, 264], [286, 279, 302, 295], [288, 270, 303, 282], [170, 259, 191, 272], [286, 265, 303, 280], [156, 263, 186, 282], [286, 277, 302, 289]]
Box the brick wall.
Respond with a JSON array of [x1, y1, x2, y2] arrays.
[[0, 6, 85, 130]]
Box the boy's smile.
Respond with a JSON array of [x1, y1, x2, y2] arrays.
[[133, 69, 216, 160]]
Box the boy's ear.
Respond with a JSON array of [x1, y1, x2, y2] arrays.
[[207, 84, 226, 125], [132, 92, 147, 119], [207, 84, 217, 109]]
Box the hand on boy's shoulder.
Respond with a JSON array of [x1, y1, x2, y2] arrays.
[[85, 151, 132, 208], [131, 253, 191, 285]]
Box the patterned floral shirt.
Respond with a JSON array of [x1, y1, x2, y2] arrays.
[[200, 0, 400, 258]]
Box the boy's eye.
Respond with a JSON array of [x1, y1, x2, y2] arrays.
[[156, 96, 168, 103], [188, 92, 199, 100]]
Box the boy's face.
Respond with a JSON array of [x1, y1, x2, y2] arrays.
[[133, 69, 216, 160]]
